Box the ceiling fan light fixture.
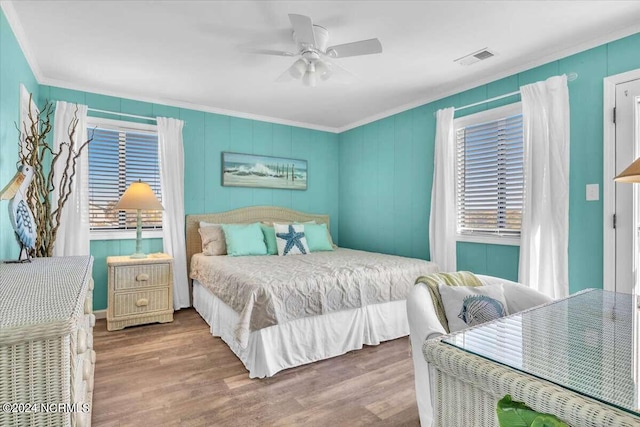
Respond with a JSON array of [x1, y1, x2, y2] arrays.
[[250, 14, 383, 86], [302, 62, 317, 87], [315, 60, 332, 81], [289, 58, 307, 79], [303, 71, 316, 87]]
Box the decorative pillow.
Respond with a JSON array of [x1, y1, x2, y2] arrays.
[[221, 223, 267, 256], [198, 225, 227, 256], [438, 283, 509, 333], [274, 223, 310, 256], [415, 271, 483, 333], [260, 224, 278, 255], [304, 223, 333, 252]]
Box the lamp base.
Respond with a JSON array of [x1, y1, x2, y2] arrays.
[[130, 210, 146, 259], [129, 252, 147, 259]]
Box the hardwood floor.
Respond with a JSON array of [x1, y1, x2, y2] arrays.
[[92, 309, 421, 426]]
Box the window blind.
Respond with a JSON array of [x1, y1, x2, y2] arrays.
[[456, 114, 523, 236], [88, 126, 162, 231]]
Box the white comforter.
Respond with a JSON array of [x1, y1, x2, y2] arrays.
[[191, 248, 439, 346]]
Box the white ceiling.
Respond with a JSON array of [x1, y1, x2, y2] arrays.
[[5, 1, 640, 132]]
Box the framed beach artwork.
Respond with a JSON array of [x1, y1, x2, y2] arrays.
[[221, 152, 308, 190]]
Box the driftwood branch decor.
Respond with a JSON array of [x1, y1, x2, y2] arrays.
[[16, 95, 92, 257]]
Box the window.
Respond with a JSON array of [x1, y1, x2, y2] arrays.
[[87, 118, 161, 236], [455, 104, 523, 244]]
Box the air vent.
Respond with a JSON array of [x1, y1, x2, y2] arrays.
[[454, 48, 497, 66]]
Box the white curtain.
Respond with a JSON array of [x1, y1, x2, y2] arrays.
[[52, 101, 90, 256], [429, 107, 457, 272], [518, 75, 570, 299], [157, 117, 190, 309]]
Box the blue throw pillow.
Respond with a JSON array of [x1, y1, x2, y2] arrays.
[[221, 223, 267, 256], [304, 223, 333, 252], [260, 224, 278, 255]]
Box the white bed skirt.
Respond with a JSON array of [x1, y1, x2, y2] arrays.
[[193, 280, 410, 378]]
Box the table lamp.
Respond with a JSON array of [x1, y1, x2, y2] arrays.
[[614, 157, 640, 183], [114, 179, 163, 259]]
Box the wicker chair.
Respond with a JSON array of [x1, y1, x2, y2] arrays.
[[407, 274, 552, 427]]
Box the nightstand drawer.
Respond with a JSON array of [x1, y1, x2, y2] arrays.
[[113, 263, 171, 290], [113, 289, 170, 317]]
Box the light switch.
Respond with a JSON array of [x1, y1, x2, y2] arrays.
[[586, 184, 599, 201]]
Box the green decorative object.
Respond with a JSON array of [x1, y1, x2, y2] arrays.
[[497, 395, 568, 427]]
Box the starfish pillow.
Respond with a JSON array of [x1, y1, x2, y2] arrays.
[[274, 223, 310, 256]]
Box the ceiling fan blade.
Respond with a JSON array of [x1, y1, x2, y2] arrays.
[[326, 38, 382, 58], [240, 47, 296, 57], [288, 14, 316, 46]]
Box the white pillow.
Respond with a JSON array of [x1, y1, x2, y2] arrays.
[[198, 226, 226, 256], [273, 223, 310, 256], [438, 283, 509, 333]]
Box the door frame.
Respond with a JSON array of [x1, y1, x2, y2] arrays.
[[603, 69, 640, 292]]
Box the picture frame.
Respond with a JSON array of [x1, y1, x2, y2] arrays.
[[221, 152, 308, 190]]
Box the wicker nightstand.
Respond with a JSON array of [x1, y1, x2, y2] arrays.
[[107, 253, 174, 331]]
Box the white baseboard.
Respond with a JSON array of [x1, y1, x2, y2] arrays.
[[93, 309, 106, 320]]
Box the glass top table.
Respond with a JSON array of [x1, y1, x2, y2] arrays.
[[442, 289, 639, 417]]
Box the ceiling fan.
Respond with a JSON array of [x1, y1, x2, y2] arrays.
[[245, 14, 383, 87]]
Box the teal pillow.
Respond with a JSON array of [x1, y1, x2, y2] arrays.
[[304, 223, 334, 252], [221, 223, 267, 256], [260, 224, 278, 255]]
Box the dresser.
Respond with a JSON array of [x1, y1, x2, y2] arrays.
[[0, 256, 95, 427], [106, 254, 174, 331]]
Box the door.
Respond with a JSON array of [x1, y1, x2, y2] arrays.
[[615, 79, 640, 294]]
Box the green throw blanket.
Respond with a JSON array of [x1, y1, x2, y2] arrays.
[[415, 271, 483, 333]]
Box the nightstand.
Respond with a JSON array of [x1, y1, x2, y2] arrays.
[[107, 253, 174, 331]]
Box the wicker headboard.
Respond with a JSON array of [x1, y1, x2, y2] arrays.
[[186, 205, 330, 278]]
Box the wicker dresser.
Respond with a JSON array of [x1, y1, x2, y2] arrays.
[[0, 256, 95, 427], [107, 254, 174, 331]]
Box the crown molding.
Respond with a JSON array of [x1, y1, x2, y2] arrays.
[[2, 0, 338, 134], [337, 23, 640, 133], [4, 0, 640, 135], [0, 1, 43, 82], [39, 76, 340, 133]]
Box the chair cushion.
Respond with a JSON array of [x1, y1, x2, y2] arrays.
[[414, 271, 483, 333]]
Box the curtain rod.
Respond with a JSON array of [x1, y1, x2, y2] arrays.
[[453, 72, 578, 113], [87, 108, 157, 122]]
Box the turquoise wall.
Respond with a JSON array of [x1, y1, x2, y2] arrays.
[[0, 9, 39, 260], [4, 5, 640, 303], [38, 85, 340, 310], [339, 32, 640, 294]]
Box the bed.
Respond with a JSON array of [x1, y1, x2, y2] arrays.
[[186, 206, 439, 378]]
